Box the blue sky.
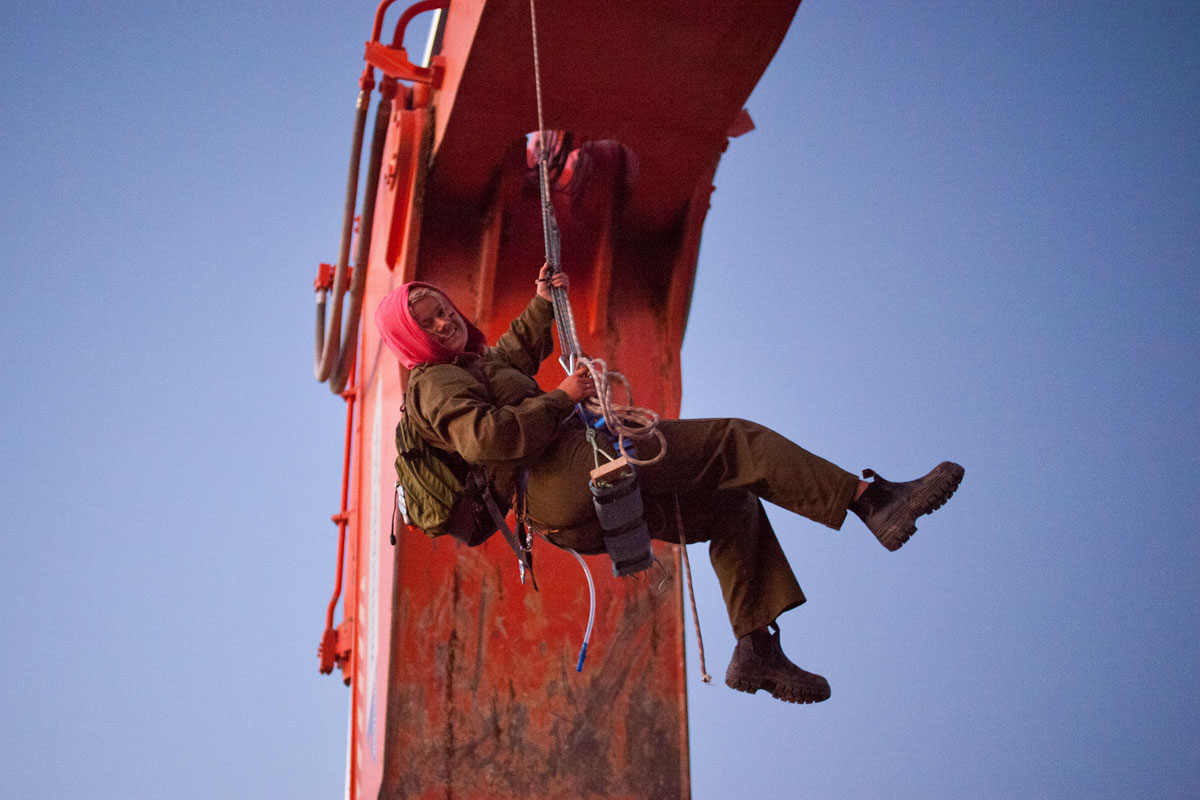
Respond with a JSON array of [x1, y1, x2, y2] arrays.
[[2, 2, 1197, 798]]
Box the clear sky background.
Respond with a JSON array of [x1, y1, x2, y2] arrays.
[[2, 2, 1197, 798]]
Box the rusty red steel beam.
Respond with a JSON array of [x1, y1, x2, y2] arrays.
[[321, 1, 803, 797]]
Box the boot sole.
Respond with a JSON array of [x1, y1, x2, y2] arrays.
[[876, 461, 964, 551], [725, 674, 831, 704]]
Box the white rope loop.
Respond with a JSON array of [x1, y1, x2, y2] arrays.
[[578, 356, 666, 466]]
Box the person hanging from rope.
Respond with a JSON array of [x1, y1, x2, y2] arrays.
[[374, 265, 963, 705]]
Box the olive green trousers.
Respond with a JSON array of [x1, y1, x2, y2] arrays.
[[525, 418, 860, 638]]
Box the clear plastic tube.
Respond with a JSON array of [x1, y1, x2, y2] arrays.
[[565, 547, 596, 671]]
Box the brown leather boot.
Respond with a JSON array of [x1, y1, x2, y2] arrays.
[[724, 624, 831, 704], [849, 461, 964, 551]]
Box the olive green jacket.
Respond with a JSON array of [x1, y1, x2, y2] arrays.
[[405, 296, 575, 499]]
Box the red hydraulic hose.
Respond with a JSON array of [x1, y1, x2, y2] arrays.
[[368, 0, 404, 44], [317, 0, 450, 674], [314, 76, 373, 387], [327, 79, 396, 393], [316, 1, 448, 392], [390, 0, 448, 46]]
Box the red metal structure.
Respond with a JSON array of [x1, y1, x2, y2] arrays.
[[313, 2, 800, 797]]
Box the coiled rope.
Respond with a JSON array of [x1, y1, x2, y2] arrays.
[[577, 357, 667, 466]]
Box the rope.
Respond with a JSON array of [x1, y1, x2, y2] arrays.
[[578, 357, 666, 466], [530, 0, 582, 370], [529, 0, 546, 144], [528, 0, 666, 466], [527, 1, 697, 686], [675, 495, 711, 683]]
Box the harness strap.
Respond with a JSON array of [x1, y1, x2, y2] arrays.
[[514, 469, 536, 588], [472, 471, 537, 590]]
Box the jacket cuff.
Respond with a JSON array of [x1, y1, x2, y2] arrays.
[[529, 294, 555, 321], [543, 388, 576, 415]]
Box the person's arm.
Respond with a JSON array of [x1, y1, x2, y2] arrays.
[[492, 295, 556, 376], [492, 264, 569, 375], [409, 364, 576, 464]]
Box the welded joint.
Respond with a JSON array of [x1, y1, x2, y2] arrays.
[[335, 621, 354, 684], [314, 262, 353, 293], [363, 41, 445, 88]]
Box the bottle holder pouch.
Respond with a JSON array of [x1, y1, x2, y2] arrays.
[[591, 468, 653, 576]]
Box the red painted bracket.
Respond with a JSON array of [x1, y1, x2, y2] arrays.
[[335, 621, 353, 683], [727, 108, 756, 138], [318, 627, 339, 674], [318, 620, 354, 680], [314, 263, 353, 292], [363, 41, 445, 88]]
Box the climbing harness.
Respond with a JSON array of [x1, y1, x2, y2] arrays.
[[525, 0, 704, 673], [527, 0, 706, 677]]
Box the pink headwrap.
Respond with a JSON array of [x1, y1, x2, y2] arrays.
[[374, 282, 487, 369]]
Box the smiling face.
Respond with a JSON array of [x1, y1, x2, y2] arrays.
[[409, 291, 469, 354]]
